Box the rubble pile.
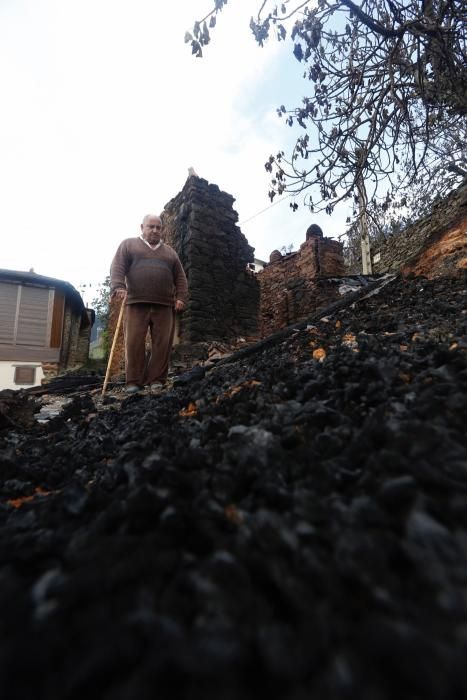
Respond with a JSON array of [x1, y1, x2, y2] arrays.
[[0, 391, 37, 431], [0, 274, 466, 700]]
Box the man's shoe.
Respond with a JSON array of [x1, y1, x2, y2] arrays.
[[149, 382, 164, 391], [124, 384, 142, 394]]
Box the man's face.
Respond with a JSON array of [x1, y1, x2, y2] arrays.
[[141, 215, 162, 245]]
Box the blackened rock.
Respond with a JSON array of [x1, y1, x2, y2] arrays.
[[91, 499, 128, 534], [102, 394, 119, 405], [141, 452, 170, 477], [31, 568, 66, 620], [226, 426, 278, 468], [355, 615, 452, 700], [126, 485, 166, 534], [173, 366, 206, 387], [449, 495, 467, 527], [377, 475, 417, 512], [256, 623, 310, 678], [2, 478, 33, 497], [7, 507, 37, 531], [280, 426, 303, 449], [0, 447, 19, 481], [117, 440, 146, 459], [158, 505, 185, 539], [62, 484, 89, 516], [406, 509, 450, 541], [251, 509, 299, 555], [348, 496, 389, 527]]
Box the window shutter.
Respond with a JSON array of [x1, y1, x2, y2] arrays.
[[14, 366, 36, 384], [0, 282, 19, 344], [16, 286, 50, 346]]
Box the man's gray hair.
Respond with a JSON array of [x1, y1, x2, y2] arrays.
[[142, 214, 162, 225]]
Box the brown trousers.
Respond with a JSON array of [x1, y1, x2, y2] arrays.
[[124, 303, 174, 386]]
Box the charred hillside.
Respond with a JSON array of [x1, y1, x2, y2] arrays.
[[1, 273, 466, 700]]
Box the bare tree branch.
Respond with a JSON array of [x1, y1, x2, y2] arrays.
[[189, 0, 467, 216]]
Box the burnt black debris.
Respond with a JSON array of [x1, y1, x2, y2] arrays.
[[0, 274, 466, 700], [26, 372, 104, 396]]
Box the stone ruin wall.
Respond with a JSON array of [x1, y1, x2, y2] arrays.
[[163, 176, 259, 357], [371, 179, 467, 278], [258, 230, 346, 337], [402, 218, 467, 277]]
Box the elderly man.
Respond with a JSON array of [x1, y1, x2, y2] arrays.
[[110, 214, 188, 393]]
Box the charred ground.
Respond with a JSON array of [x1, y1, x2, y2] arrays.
[[1, 273, 466, 700]]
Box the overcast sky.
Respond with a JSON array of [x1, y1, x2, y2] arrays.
[[0, 0, 350, 304]]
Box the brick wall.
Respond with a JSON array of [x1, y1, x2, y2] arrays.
[[258, 229, 346, 337]]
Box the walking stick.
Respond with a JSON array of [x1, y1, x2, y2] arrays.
[[101, 293, 126, 397]]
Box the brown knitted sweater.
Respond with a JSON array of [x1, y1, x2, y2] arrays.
[[110, 238, 188, 306]]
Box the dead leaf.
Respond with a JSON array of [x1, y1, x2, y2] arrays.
[[179, 402, 198, 417], [312, 348, 327, 362], [335, 320, 342, 329], [398, 372, 411, 383], [399, 344, 409, 352], [342, 333, 359, 352], [449, 342, 459, 351], [342, 333, 357, 345], [216, 380, 262, 403]]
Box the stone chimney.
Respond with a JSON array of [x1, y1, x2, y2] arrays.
[[163, 176, 259, 345]]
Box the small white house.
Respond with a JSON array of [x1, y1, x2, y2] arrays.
[[247, 258, 266, 273], [0, 269, 94, 390]]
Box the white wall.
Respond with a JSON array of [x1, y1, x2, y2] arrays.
[[0, 361, 44, 391]]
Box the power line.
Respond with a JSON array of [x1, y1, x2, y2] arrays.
[[239, 194, 293, 226]]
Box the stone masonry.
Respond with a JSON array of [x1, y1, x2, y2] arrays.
[[60, 307, 93, 371], [258, 226, 346, 337], [163, 175, 259, 345]]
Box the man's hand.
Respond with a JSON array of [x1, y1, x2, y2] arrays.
[[111, 288, 127, 301], [174, 300, 186, 312]]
